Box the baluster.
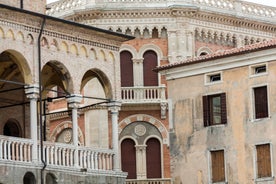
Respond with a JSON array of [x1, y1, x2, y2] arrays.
[[3, 140, 7, 160], [83, 150, 87, 169], [0, 139, 3, 160], [7, 140, 11, 160], [57, 147, 61, 166], [66, 148, 70, 166], [70, 149, 74, 166], [62, 148, 66, 166], [91, 152, 95, 170], [50, 146, 54, 164], [95, 153, 98, 170]]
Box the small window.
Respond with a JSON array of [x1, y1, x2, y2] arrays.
[[203, 93, 227, 126], [256, 144, 272, 178], [210, 74, 221, 82], [254, 86, 268, 119], [211, 150, 225, 183], [255, 65, 266, 74]]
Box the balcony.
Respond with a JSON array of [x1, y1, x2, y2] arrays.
[[126, 178, 172, 184], [0, 135, 117, 174], [121, 86, 166, 104]]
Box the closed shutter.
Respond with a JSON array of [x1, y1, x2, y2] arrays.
[[121, 139, 137, 179], [257, 144, 271, 178], [254, 86, 268, 119], [143, 51, 158, 86], [120, 51, 134, 87], [203, 95, 209, 127], [211, 150, 225, 183], [220, 93, 227, 124], [146, 138, 161, 178]]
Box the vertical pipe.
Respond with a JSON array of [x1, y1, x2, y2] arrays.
[[20, 0, 23, 9]]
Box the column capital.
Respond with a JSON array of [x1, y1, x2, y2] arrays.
[[67, 94, 82, 109], [25, 84, 40, 99], [108, 100, 121, 112], [132, 58, 143, 64]]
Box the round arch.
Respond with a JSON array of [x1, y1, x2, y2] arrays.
[[80, 68, 113, 100], [49, 121, 84, 146], [0, 50, 32, 84], [23, 172, 36, 184], [3, 118, 22, 137], [118, 114, 169, 146], [197, 46, 213, 56], [41, 60, 73, 96], [120, 44, 137, 58], [138, 44, 164, 60]]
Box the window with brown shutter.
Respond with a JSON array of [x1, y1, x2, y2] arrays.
[[211, 150, 225, 183], [203, 93, 227, 126], [254, 86, 268, 119], [143, 50, 158, 86], [120, 51, 134, 87], [121, 139, 137, 179], [256, 144, 272, 178]]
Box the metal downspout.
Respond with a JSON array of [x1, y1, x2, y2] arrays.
[[20, 0, 23, 9], [38, 17, 46, 184]]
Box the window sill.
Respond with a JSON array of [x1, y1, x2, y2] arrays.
[[255, 176, 274, 182], [211, 181, 227, 184], [250, 116, 271, 123], [206, 124, 226, 127]]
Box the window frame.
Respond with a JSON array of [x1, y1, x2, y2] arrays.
[[203, 92, 227, 127], [251, 85, 270, 121], [249, 63, 268, 78], [205, 71, 223, 85], [208, 149, 227, 184], [254, 143, 274, 182]]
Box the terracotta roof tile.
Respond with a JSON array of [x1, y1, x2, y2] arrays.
[[154, 38, 276, 72]]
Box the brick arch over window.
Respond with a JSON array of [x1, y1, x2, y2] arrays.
[[118, 114, 169, 145], [120, 50, 133, 87], [49, 121, 84, 146], [143, 50, 158, 86]]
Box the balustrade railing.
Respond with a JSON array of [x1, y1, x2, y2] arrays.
[[0, 136, 115, 172], [47, 0, 276, 22], [0, 135, 33, 162], [121, 86, 166, 104], [126, 178, 172, 184]]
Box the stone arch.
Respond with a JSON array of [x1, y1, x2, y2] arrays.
[[6, 29, 15, 40], [45, 173, 57, 184], [108, 51, 115, 62], [23, 172, 36, 184], [50, 39, 59, 50], [118, 114, 169, 145], [99, 50, 106, 61], [197, 46, 213, 56], [41, 36, 49, 48], [49, 121, 84, 145], [0, 27, 4, 38], [90, 48, 97, 60], [41, 60, 72, 96], [138, 44, 164, 61], [80, 45, 88, 57], [80, 68, 113, 99], [70, 44, 78, 55], [120, 44, 137, 58], [0, 49, 32, 84], [3, 118, 22, 137], [61, 41, 69, 53], [16, 31, 24, 42], [27, 34, 34, 45]]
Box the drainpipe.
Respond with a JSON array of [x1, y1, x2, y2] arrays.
[[38, 17, 46, 184], [20, 0, 23, 9]]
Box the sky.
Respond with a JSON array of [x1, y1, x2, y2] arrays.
[[46, 0, 276, 7]]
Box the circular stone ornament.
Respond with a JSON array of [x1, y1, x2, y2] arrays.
[[134, 124, 146, 136]]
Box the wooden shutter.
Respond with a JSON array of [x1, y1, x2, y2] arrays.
[[254, 86, 268, 119], [146, 138, 161, 178], [120, 51, 134, 87], [257, 144, 271, 178], [220, 93, 227, 124], [203, 95, 209, 127], [143, 51, 158, 86], [211, 150, 225, 183], [121, 139, 137, 179]]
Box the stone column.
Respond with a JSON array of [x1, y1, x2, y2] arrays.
[[167, 30, 178, 63], [133, 58, 144, 86], [25, 84, 40, 162], [108, 101, 121, 171], [67, 94, 82, 167], [136, 145, 147, 179]]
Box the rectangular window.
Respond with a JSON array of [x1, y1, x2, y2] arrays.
[[211, 150, 225, 183], [203, 93, 227, 126], [254, 86, 268, 119], [256, 144, 272, 178], [255, 65, 266, 74]]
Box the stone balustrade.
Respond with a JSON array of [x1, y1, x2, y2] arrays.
[[46, 0, 276, 22], [0, 136, 115, 172], [121, 86, 166, 104]]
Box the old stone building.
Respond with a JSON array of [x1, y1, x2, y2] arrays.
[[156, 39, 276, 183], [0, 0, 276, 183]]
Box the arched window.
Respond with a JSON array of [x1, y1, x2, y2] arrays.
[[143, 50, 158, 86], [152, 27, 159, 38], [146, 138, 161, 178], [46, 173, 57, 184], [3, 119, 22, 137], [23, 172, 36, 184], [121, 139, 137, 179], [120, 51, 133, 87]]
